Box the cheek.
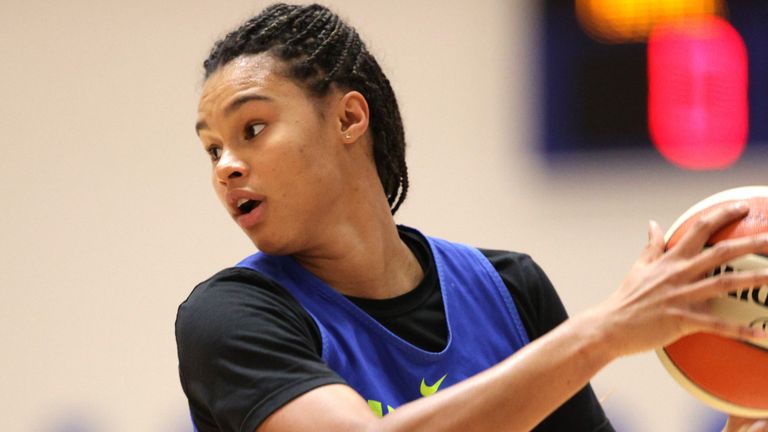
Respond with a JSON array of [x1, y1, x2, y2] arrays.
[[280, 135, 334, 183], [211, 172, 228, 204], [273, 151, 339, 215], [267, 121, 343, 204]]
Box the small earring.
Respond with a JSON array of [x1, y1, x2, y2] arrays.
[[344, 133, 351, 140]]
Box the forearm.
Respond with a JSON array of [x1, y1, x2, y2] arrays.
[[373, 310, 616, 432]]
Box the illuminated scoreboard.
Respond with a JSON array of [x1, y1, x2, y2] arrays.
[[540, 0, 767, 169], [576, 0, 725, 43]]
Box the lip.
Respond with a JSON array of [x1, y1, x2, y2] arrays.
[[225, 190, 267, 229]]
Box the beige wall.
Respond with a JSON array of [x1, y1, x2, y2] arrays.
[[1, 0, 764, 430]]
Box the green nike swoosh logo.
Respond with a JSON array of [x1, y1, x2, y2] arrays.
[[420, 374, 447, 397]]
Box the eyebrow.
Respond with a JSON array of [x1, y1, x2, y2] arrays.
[[195, 93, 274, 135]]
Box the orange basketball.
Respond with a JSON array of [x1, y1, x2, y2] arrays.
[[657, 186, 768, 417]]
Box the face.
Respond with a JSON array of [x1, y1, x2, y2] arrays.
[[196, 54, 347, 255]]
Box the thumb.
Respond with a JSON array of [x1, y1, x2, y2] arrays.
[[640, 220, 665, 262]]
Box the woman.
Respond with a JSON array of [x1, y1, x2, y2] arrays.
[[176, 4, 768, 431]]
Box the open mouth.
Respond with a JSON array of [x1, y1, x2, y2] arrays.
[[236, 198, 262, 215]]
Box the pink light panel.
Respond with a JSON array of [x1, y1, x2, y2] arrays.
[[648, 16, 749, 169]]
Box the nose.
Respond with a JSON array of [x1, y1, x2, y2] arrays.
[[215, 149, 249, 184]]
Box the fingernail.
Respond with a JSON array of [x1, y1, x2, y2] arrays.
[[648, 220, 655, 240]]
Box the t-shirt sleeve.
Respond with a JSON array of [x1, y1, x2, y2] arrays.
[[481, 249, 615, 432], [175, 268, 346, 432]]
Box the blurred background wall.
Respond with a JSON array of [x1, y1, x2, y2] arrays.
[[1, 0, 764, 430]]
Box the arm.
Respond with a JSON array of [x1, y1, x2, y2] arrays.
[[260, 203, 768, 432], [262, 313, 610, 432], [483, 248, 611, 430]]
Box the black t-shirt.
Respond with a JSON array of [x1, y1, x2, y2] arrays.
[[176, 229, 614, 432]]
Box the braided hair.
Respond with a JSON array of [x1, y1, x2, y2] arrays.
[[203, 3, 409, 214]]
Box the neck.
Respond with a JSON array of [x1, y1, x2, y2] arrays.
[[293, 205, 423, 300], [292, 136, 422, 299]]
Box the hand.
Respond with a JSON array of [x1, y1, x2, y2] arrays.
[[589, 202, 768, 358], [724, 416, 768, 432]]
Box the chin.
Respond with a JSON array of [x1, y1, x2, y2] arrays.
[[246, 230, 295, 256]]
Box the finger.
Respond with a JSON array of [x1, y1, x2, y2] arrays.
[[725, 416, 752, 431], [650, 220, 665, 259], [640, 220, 666, 263], [676, 268, 768, 302], [682, 311, 767, 341], [686, 234, 768, 277], [725, 417, 768, 432], [670, 202, 750, 258]]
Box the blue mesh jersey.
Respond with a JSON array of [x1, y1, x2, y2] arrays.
[[237, 226, 530, 415], [177, 226, 614, 431]]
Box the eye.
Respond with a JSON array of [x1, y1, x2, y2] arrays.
[[206, 146, 222, 162], [244, 123, 266, 140]]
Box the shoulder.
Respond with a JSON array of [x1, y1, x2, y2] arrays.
[[477, 248, 568, 339], [478, 248, 551, 291], [478, 248, 539, 271], [175, 266, 321, 355], [178, 266, 303, 318], [175, 267, 343, 431]]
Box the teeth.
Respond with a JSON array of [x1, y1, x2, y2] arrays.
[[236, 198, 260, 214]]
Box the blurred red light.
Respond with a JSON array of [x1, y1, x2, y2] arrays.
[[648, 16, 748, 169]]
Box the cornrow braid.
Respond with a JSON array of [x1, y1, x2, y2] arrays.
[[203, 3, 409, 214]]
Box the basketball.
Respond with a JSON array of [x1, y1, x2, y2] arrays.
[[657, 186, 768, 417]]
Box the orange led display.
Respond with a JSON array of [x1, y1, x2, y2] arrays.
[[576, 0, 725, 43]]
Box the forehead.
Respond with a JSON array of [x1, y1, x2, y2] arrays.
[[198, 53, 298, 113]]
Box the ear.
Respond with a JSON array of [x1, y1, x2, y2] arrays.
[[336, 91, 369, 143]]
